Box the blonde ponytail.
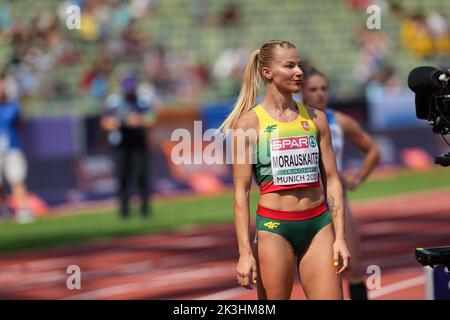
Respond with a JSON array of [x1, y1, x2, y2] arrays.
[[218, 49, 261, 134]]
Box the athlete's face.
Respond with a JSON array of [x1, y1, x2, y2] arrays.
[[262, 48, 303, 94], [301, 74, 329, 110]]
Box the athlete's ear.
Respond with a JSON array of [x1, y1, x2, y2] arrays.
[[261, 66, 272, 81]]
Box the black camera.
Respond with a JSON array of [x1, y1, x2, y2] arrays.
[[408, 66, 450, 166], [416, 246, 450, 269]]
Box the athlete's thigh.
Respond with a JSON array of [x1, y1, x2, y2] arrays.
[[257, 230, 296, 300], [253, 239, 267, 300], [298, 223, 343, 300], [343, 198, 364, 282], [5, 150, 27, 185]]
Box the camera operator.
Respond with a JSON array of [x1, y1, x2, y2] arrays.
[[100, 75, 155, 219]]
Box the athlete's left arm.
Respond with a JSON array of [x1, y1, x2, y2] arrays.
[[312, 108, 350, 274], [336, 112, 380, 190]]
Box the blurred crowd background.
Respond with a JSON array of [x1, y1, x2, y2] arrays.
[[0, 0, 449, 210]]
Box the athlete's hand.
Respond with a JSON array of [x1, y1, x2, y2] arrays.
[[333, 238, 351, 275], [236, 253, 257, 289], [340, 174, 362, 191]]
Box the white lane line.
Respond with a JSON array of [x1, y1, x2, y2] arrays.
[[351, 187, 450, 207], [363, 252, 414, 268], [195, 275, 425, 301], [368, 276, 424, 299], [63, 265, 234, 300], [0, 244, 235, 294], [0, 261, 153, 294], [353, 201, 450, 219], [0, 234, 227, 274], [359, 222, 400, 234]]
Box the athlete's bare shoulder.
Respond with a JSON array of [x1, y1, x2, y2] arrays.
[[233, 108, 259, 132], [333, 110, 361, 136], [334, 110, 352, 126], [305, 105, 328, 131]]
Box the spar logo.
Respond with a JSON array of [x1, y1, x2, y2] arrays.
[[301, 121, 310, 131], [271, 136, 309, 151]]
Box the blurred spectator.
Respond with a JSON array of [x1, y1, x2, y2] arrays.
[[0, 3, 13, 30], [400, 13, 434, 58], [100, 74, 155, 219], [427, 11, 450, 57], [345, 0, 388, 12], [166, 51, 210, 103], [353, 27, 391, 88], [427, 11, 448, 36], [91, 0, 114, 40], [111, 1, 132, 32], [212, 46, 249, 98], [365, 65, 401, 102], [0, 76, 35, 223], [191, 0, 214, 26], [78, 1, 102, 42], [388, 1, 409, 20], [212, 47, 249, 80], [119, 19, 144, 58], [220, 2, 242, 27], [345, 0, 371, 10], [130, 0, 158, 19], [142, 46, 164, 78], [79, 44, 112, 100], [3, 0, 447, 116]]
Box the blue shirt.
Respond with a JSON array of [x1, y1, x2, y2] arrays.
[[0, 100, 21, 151], [325, 108, 344, 172]]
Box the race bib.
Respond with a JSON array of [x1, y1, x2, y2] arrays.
[[270, 135, 320, 185]]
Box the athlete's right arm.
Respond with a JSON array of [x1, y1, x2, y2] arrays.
[[232, 112, 258, 289], [335, 111, 380, 190]]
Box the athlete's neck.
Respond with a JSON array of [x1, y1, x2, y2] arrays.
[[261, 91, 296, 115]]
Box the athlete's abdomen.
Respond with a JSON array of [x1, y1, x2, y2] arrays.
[[258, 186, 325, 212]]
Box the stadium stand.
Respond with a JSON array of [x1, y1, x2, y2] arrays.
[[0, 0, 448, 116]]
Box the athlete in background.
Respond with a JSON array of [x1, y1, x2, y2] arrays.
[[301, 67, 380, 300]]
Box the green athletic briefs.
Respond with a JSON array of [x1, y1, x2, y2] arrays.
[[256, 210, 332, 256]]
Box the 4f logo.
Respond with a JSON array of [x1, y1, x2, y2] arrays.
[[264, 125, 277, 133], [264, 221, 280, 229]]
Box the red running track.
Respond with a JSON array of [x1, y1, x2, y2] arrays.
[[0, 188, 449, 300]]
